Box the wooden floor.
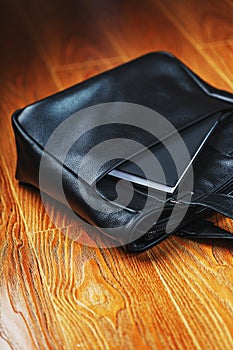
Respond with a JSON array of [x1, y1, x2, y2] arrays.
[[0, 0, 233, 349]]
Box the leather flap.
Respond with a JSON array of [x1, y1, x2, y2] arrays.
[[13, 52, 233, 187]]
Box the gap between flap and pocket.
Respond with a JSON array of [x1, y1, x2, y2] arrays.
[[91, 110, 227, 188]]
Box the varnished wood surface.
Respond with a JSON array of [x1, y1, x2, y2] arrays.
[[0, 0, 233, 349]]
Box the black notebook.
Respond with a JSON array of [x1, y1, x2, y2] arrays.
[[109, 113, 220, 193]]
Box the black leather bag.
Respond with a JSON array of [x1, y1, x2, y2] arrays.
[[12, 52, 233, 252]]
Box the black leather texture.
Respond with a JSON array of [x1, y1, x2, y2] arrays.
[[12, 52, 233, 252]]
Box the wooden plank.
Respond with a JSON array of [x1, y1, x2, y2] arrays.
[[155, 0, 233, 90], [31, 229, 233, 350], [201, 40, 233, 90], [155, 0, 233, 44], [8, 0, 119, 83], [77, 0, 232, 91], [0, 157, 69, 349]]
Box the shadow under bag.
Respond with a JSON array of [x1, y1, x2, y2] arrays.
[[12, 52, 233, 252]]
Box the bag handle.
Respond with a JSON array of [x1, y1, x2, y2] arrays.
[[177, 192, 233, 239], [179, 219, 233, 239], [177, 193, 233, 220]]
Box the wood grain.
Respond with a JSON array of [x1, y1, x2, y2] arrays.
[[157, 0, 233, 44], [0, 0, 233, 349], [156, 0, 233, 90]]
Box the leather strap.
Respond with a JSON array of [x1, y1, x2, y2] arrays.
[[179, 219, 233, 239], [178, 193, 233, 219]]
